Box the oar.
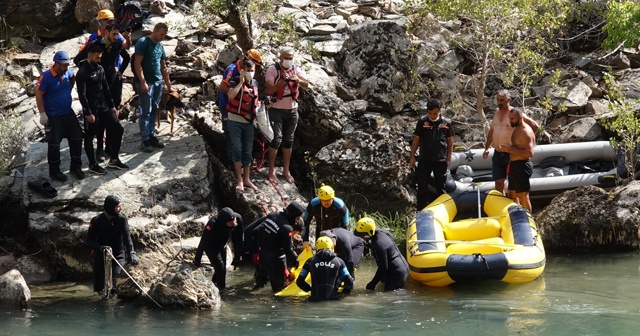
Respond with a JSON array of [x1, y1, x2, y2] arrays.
[[407, 239, 522, 249]]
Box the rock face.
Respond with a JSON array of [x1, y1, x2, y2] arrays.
[[313, 118, 416, 214], [538, 182, 640, 253], [0, 269, 31, 307], [335, 21, 417, 114], [0, 0, 83, 40]]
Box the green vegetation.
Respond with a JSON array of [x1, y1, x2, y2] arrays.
[[602, 0, 640, 49], [0, 112, 25, 176], [403, 0, 569, 133], [355, 211, 412, 246], [602, 72, 640, 180]]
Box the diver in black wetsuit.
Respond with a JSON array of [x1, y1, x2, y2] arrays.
[[87, 195, 139, 295], [251, 202, 305, 292], [193, 207, 244, 290], [318, 227, 364, 278], [297, 236, 354, 301], [354, 217, 409, 291]]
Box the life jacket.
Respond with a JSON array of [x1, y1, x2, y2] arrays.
[[226, 81, 259, 121], [274, 62, 299, 101]]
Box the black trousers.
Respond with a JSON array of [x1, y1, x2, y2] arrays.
[[260, 252, 287, 292], [84, 110, 124, 165], [416, 160, 448, 210], [205, 248, 227, 290], [93, 249, 124, 292], [47, 113, 83, 173]]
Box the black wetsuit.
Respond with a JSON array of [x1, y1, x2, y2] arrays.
[[302, 196, 349, 242], [194, 207, 244, 290], [297, 249, 354, 301], [251, 202, 304, 292], [368, 228, 409, 291], [87, 212, 134, 292], [326, 227, 364, 278]]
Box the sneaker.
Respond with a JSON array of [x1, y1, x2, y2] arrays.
[[88, 163, 107, 175], [50, 171, 68, 182], [107, 160, 129, 170], [70, 168, 86, 180], [149, 136, 165, 148], [141, 140, 154, 153], [95, 148, 106, 162]]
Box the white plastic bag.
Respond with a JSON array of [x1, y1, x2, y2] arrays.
[[255, 102, 274, 142]]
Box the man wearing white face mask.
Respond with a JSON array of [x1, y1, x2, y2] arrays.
[[265, 47, 309, 184], [226, 59, 259, 192], [409, 99, 454, 210]]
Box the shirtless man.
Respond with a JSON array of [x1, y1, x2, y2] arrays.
[[497, 108, 535, 212], [483, 90, 539, 194]]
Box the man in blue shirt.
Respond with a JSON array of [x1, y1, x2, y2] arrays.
[[133, 22, 174, 152], [36, 51, 85, 182]]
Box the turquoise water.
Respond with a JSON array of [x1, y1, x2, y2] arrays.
[[2, 253, 640, 335]]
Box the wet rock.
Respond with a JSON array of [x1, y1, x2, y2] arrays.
[[0, 269, 31, 307]]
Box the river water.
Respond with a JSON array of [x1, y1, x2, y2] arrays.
[[2, 253, 640, 335]]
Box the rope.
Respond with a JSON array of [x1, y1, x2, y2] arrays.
[[103, 247, 113, 299], [106, 249, 164, 308]]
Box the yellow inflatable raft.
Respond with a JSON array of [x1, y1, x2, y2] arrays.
[[406, 190, 545, 287]]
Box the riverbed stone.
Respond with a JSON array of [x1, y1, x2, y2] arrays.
[[0, 269, 31, 307]]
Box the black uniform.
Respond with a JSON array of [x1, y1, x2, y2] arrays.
[[251, 202, 304, 292], [87, 196, 136, 293], [319, 228, 364, 278], [413, 115, 454, 209], [194, 207, 243, 290], [366, 228, 409, 291], [76, 60, 124, 166], [297, 249, 354, 302]]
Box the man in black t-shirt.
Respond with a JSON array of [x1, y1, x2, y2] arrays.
[[409, 99, 454, 210]]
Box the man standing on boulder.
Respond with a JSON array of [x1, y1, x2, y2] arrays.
[[133, 22, 174, 152], [36, 50, 85, 182], [498, 108, 536, 212], [87, 195, 139, 297], [409, 99, 453, 210], [483, 90, 540, 194], [193, 207, 244, 291], [76, 43, 127, 174], [265, 46, 309, 184]]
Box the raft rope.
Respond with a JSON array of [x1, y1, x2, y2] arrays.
[[103, 247, 113, 299], [106, 249, 164, 308]]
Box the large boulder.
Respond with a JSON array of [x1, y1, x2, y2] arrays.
[[335, 21, 417, 114], [1, 0, 83, 40], [313, 117, 415, 215], [538, 182, 640, 253], [23, 122, 213, 280], [0, 269, 31, 307]]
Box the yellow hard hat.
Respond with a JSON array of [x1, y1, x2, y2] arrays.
[[317, 185, 335, 200], [316, 236, 334, 252], [245, 49, 263, 66], [97, 9, 115, 21], [355, 217, 376, 237]]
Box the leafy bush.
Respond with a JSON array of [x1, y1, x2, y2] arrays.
[[0, 112, 25, 176], [602, 0, 640, 49]]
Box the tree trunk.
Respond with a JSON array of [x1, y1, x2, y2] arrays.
[[224, 6, 253, 52]]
